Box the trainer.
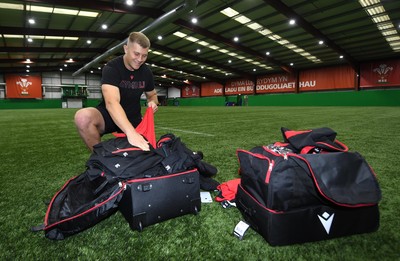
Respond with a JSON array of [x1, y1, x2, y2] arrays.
[[74, 32, 159, 152]]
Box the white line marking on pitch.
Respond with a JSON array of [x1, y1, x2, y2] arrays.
[[156, 126, 215, 137]]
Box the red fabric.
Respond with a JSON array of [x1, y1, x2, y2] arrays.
[[283, 130, 311, 139], [112, 108, 156, 148], [215, 178, 241, 202]]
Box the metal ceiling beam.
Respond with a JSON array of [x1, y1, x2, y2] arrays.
[[73, 0, 198, 76], [0, 26, 122, 39], [149, 59, 223, 84], [0, 47, 106, 53], [0, 58, 92, 64], [175, 19, 294, 74], [151, 43, 250, 81], [263, 0, 359, 72]]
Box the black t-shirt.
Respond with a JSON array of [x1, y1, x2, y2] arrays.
[[98, 55, 155, 121]]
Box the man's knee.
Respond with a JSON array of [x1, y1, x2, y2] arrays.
[[75, 108, 102, 129], [75, 108, 90, 128]]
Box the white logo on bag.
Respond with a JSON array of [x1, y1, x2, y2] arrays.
[[318, 212, 335, 234]]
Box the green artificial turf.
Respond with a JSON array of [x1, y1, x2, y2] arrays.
[[0, 106, 399, 260]]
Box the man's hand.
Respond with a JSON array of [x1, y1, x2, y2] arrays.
[[127, 131, 150, 151], [147, 101, 158, 113]]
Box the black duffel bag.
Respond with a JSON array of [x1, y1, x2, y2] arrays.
[[235, 127, 381, 246]]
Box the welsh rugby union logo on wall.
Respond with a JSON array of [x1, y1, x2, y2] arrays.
[[373, 64, 393, 83]]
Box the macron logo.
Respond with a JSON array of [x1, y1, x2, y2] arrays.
[[318, 212, 335, 234]]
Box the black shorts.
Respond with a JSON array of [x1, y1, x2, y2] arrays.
[[96, 105, 142, 135]]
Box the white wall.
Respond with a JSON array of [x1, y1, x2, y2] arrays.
[[0, 72, 102, 99], [1, 72, 167, 100], [167, 87, 181, 98]]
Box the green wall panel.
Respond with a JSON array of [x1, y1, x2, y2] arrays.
[[1, 90, 399, 109], [0, 99, 62, 109]]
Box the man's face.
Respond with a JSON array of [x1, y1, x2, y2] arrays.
[[124, 42, 149, 70]]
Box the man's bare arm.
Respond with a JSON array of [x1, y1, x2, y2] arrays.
[[102, 84, 150, 150]]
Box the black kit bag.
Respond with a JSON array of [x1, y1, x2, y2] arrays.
[[35, 134, 215, 239], [40, 166, 124, 240], [119, 168, 201, 232], [34, 138, 164, 240], [235, 127, 381, 246], [118, 133, 216, 232]]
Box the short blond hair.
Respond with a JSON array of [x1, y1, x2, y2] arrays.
[[128, 32, 151, 48]]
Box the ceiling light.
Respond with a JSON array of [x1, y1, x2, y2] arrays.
[[340, 55, 344, 59], [26, 65, 30, 68], [248, 22, 263, 31], [101, 24, 108, 30], [196, 49, 201, 53], [90, 70, 94, 73], [59, 68, 63, 71], [191, 17, 198, 24], [54, 8, 78, 15], [253, 69, 256, 72], [220, 7, 239, 17], [289, 19, 296, 25], [28, 18, 35, 24], [236, 15, 251, 24], [228, 60, 232, 63], [221, 7, 320, 63], [27, 38, 33, 42], [319, 40, 324, 45], [173, 31, 273, 71], [1, 3, 97, 17], [77, 11, 99, 17], [64, 64, 68, 67], [290, 63, 294, 66], [87, 40, 92, 44], [157, 35, 162, 40], [266, 51, 270, 55], [126, 0, 134, 6], [359, 0, 400, 52], [233, 36, 239, 42], [0, 3, 23, 10]]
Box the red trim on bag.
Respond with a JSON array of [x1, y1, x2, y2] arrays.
[[239, 184, 283, 214], [111, 147, 142, 154], [125, 168, 198, 183], [290, 154, 376, 208], [44, 181, 125, 229], [44, 176, 77, 226], [273, 141, 289, 147], [316, 140, 348, 152], [112, 132, 126, 138], [265, 160, 274, 184], [157, 137, 172, 148], [300, 146, 315, 154], [284, 130, 312, 139], [237, 149, 273, 184]]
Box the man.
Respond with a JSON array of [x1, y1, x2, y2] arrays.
[[75, 32, 159, 152]]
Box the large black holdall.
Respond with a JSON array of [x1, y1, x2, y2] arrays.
[[235, 127, 382, 246], [119, 169, 201, 231], [34, 109, 217, 240]]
